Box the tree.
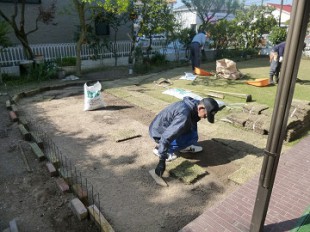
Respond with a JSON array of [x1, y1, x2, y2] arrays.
[[208, 19, 236, 50], [231, 5, 277, 49], [181, 0, 240, 31], [70, 0, 130, 74], [0, 20, 11, 48], [0, 0, 56, 60], [91, 9, 129, 66], [81, 0, 131, 65], [72, 0, 87, 76], [268, 26, 287, 45], [135, 0, 176, 58], [82, 0, 130, 13], [0, 20, 12, 83]]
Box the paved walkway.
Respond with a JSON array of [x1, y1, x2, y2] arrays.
[[180, 135, 310, 232]]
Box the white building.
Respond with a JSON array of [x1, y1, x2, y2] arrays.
[[173, 5, 202, 31], [267, 3, 292, 27], [173, 5, 235, 31]]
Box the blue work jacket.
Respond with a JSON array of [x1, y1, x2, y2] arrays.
[[149, 97, 200, 155]]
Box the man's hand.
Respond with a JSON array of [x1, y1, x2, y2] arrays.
[[155, 158, 166, 177], [279, 56, 283, 62], [269, 52, 274, 63]]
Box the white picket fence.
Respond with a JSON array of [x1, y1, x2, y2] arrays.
[[0, 40, 167, 67]]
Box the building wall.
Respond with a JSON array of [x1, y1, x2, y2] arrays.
[[174, 10, 201, 30], [0, 0, 132, 45], [173, 6, 235, 31], [271, 11, 290, 26]]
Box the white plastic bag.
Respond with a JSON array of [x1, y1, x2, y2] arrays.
[[83, 81, 106, 111]]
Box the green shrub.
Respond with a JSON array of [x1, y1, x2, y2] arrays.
[[216, 48, 258, 60], [28, 61, 58, 81], [2, 60, 57, 85], [55, 57, 76, 66], [133, 62, 151, 74], [216, 49, 243, 59], [150, 52, 167, 66], [244, 48, 259, 56], [269, 26, 287, 45], [1, 73, 19, 83]]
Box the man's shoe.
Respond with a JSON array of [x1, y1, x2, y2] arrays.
[[153, 148, 177, 162], [275, 78, 279, 84], [269, 78, 274, 85], [179, 145, 203, 153]]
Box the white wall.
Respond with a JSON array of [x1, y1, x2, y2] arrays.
[[174, 10, 202, 30], [271, 10, 291, 26], [173, 7, 235, 31]]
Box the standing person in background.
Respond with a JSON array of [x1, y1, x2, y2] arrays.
[[269, 41, 286, 84], [190, 30, 208, 73]]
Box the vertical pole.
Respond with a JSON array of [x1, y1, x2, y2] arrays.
[[279, 0, 284, 27], [250, 0, 310, 231]]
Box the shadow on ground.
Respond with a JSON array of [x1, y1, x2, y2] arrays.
[[180, 138, 264, 168]]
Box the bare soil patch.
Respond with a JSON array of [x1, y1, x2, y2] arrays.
[[13, 84, 245, 232], [0, 95, 97, 232], [1, 68, 278, 232]]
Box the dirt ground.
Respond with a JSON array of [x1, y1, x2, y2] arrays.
[[0, 94, 97, 231], [0, 67, 289, 232]]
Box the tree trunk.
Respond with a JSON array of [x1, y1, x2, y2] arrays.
[[16, 32, 34, 59], [76, 41, 82, 77], [73, 0, 86, 77], [113, 29, 118, 66]]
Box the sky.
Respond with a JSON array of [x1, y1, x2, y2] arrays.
[[174, 0, 293, 8]]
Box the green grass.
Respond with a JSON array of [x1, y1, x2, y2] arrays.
[[201, 57, 310, 106], [291, 205, 310, 232], [141, 57, 310, 109], [1, 56, 309, 108]]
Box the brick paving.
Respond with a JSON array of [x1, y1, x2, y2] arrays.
[[180, 135, 310, 232]]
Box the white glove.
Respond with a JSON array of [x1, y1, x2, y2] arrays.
[[279, 56, 283, 62]]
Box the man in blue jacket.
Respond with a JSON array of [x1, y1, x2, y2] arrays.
[[269, 41, 286, 84], [149, 97, 220, 177]]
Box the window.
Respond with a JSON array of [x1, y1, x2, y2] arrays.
[[0, 0, 41, 3]]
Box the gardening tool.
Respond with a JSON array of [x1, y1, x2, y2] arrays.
[[207, 89, 252, 102], [149, 169, 168, 187], [207, 92, 225, 99]]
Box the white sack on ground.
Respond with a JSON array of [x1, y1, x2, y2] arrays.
[[83, 81, 106, 111]]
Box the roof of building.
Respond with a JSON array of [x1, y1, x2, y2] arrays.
[[173, 4, 189, 11], [267, 3, 292, 13]]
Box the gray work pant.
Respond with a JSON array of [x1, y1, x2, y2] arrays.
[[190, 42, 201, 71], [269, 60, 282, 83]]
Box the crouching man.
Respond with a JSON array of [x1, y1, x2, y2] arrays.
[[149, 97, 220, 177]]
